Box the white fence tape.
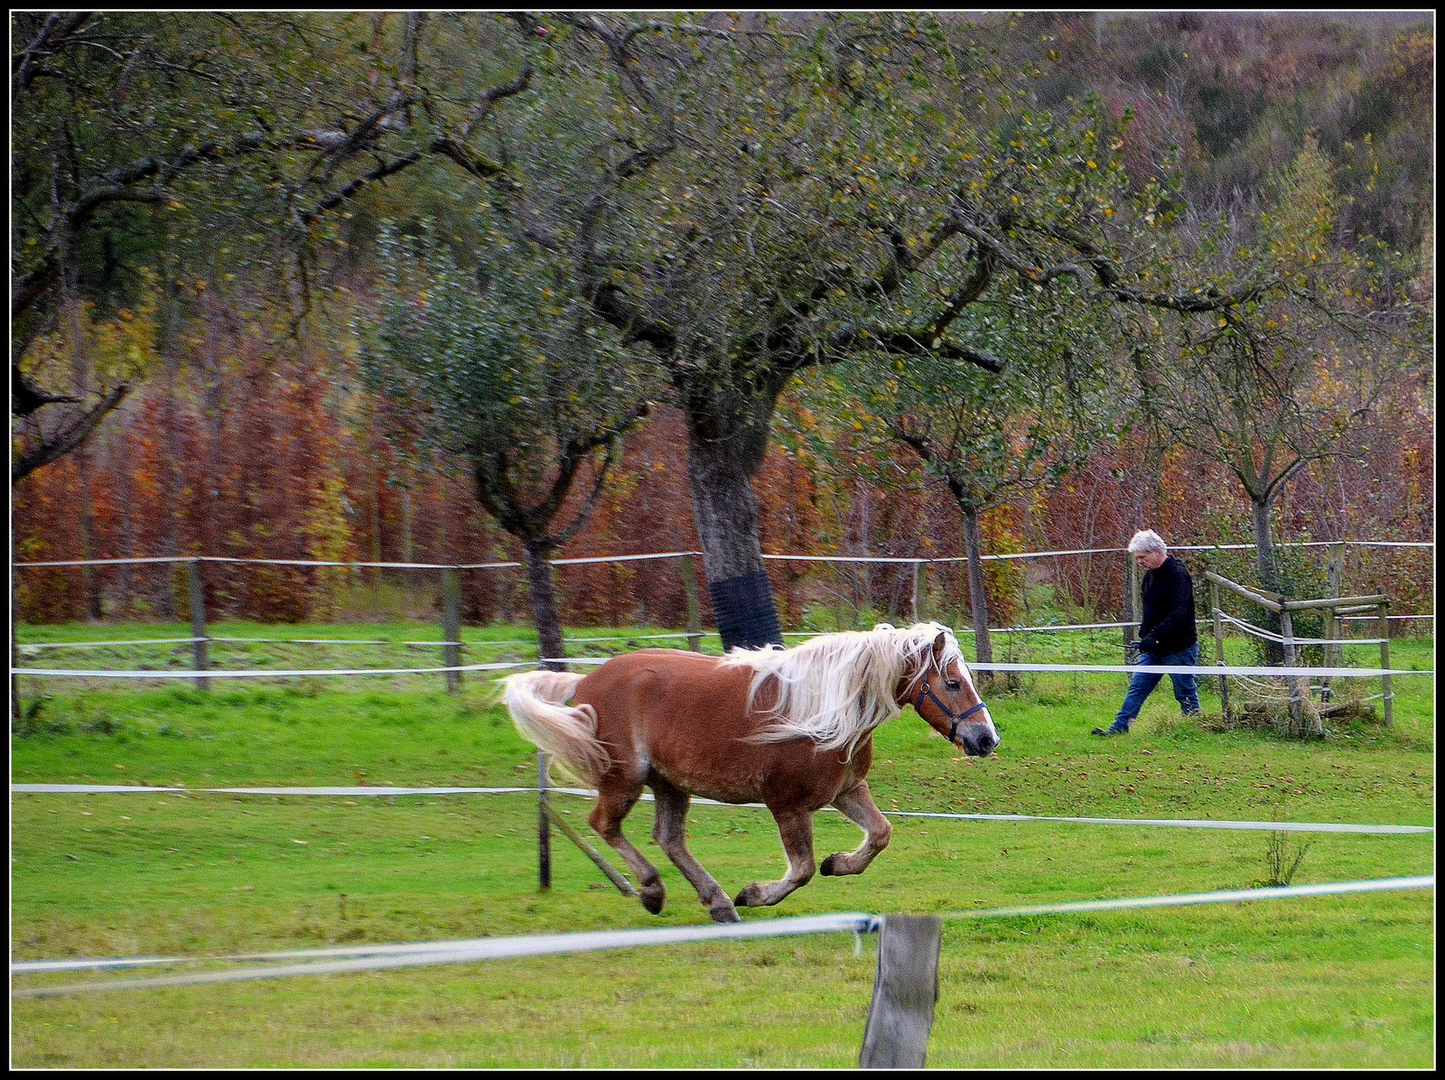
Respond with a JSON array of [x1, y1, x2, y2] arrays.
[[12, 784, 1431, 835], [11, 912, 878, 995], [12, 876, 1430, 996], [10, 658, 606, 679], [971, 661, 1429, 677], [13, 540, 1432, 571], [10, 658, 1431, 680], [955, 875, 1433, 919], [11, 551, 702, 570], [883, 810, 1432, 834]]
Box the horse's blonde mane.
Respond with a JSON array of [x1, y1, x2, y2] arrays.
[[721, 622, 966, 759]]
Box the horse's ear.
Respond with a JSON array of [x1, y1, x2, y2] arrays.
[[931, 631, 947, 660]]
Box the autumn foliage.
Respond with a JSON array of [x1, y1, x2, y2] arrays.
[[13, 285, 1432, 629]]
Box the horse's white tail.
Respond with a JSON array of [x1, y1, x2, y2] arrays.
[[501, 669, 610, 786]]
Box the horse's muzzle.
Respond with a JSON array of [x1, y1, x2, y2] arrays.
[[956, 724, 999, 758], [959, 731, 994, 757]]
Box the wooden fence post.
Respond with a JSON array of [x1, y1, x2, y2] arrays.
[[913, 561, 928, 624], [441, 567, 462, 694], [679, 553, 702, 652], [187, 558, 210, 692], [1278, 603, 1322, 737], [859, 914, 942, 1069]]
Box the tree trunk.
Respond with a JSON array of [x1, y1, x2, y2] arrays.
[[685, 432, 784, 651], [1252, 495, 1279, 592], [959, 506, 993, 677], [522, 540, 568, 672], [1250, 494, 1286, 663]]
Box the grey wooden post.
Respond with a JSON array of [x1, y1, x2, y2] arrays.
[[913, 561, 928, 624], [1210, 579, 1230, 718], [860, 914, 942, 1069], [1377, 602, 1393, 727], [1277, 605, 1302, 734], [186, 558, 210, 692], [441, 567, 462, 694], [1279, 605, 1321, 737], [680, 553, 702, 652]]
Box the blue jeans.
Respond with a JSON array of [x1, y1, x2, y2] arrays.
[[1112, 642, 1200, 731]]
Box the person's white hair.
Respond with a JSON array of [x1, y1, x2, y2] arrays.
[[1127, 529, 1167, 554]]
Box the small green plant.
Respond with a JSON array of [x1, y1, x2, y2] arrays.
[[1255, 829, 1312, 888]]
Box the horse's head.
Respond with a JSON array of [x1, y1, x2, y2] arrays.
[[903, 628, 999, 758]]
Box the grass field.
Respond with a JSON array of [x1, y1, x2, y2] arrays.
[[9, 623, 1435, 1068]]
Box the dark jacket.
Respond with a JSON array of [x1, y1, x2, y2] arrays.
[[1137, 554, 1197, 654]]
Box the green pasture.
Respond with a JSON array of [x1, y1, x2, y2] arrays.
[[9, 624, 1435, 1068]]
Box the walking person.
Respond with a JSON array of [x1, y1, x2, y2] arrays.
[[1094, 529, 1200, 736]]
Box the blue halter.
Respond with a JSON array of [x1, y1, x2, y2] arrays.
[[913, 675, 988, 744]]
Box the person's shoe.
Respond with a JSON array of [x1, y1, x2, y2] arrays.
[[1092, 723, 1129, 736]]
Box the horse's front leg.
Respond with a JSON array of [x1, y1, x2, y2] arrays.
[[650, 780, 739, 924], [819, 779, 892, 877], [735, 807, 816, 909]]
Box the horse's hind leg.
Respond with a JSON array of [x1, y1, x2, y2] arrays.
[[819, 780, 892, 877], [650, 780, 739, 923], [734, 807, 816, 909], [588, 779, 666, 915]]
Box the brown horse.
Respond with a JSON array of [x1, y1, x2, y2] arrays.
[[502, 622, 997, 923]]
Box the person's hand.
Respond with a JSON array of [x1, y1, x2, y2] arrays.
[[1124, 642, 1141, 665]]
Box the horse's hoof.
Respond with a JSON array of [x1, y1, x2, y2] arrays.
[[733, 885, 758, 907], [819, 854, 839, 876], [709, 901, 742, 923], [640, 885, 665, 915]]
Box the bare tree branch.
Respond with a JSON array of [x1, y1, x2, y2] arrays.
[[12, 384, 130, 483]]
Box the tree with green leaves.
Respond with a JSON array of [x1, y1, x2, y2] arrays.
[[10, 11, 527, 481], [459, 11, 1258, 649], [861, 277, 1132, 671], [358, 225, 648, 668], [1130, 138, 1425, 596]]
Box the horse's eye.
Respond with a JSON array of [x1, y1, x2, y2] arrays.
[[945, 678, 962, 691]]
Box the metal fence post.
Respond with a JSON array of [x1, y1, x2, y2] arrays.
[[1122, 550, 1138, 703], [1377, 601, 1393, 727], [1210, 578, 1229, 718], [186, 557, 210, 692], [860, 914, 942, 1069], [1322, 543, 1346, 702], [1122, 550, 1138, 648], [537, 749, 552, 891], [680, 553, 702, 652]]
